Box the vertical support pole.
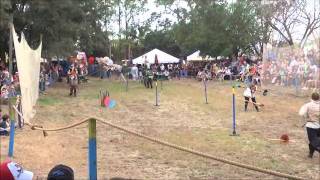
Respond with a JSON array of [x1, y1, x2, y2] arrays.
[[8, 99, 15, 158], [231, 86, 238, 136], [88, 118, 97, 180], [18, 98, 22, 128], [8, 17, 16, 158], [155, 81, 159, 106], [109, 43, 112, 58], [126, 78, 128, 92], [204, 80, 208, 104]]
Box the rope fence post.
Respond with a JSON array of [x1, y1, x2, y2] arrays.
[[88, 118, 97, 180], [8, 19, 15, 158], [231, 86, 238, 136], [8, 99, 16, 158]]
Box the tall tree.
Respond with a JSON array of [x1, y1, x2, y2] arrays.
[[112, 0, 147, 60], [77, 0, 114, 57], [262, 0, 320, 47], [0, 0, 85, 58]]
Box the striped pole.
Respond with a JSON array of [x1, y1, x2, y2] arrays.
[[231, 86, 238, 136], [8, 18, 16, 158], [155, 81, 159, 106], [204, 80, 208, 104], [88, 118, 97, 180], [18, 100, 22, 128], [8, 99, 15, 158], [126, 78, 128, 92]]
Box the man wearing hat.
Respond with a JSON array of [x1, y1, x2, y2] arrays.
[[0, 160, 34, 180], [299, 92, 320, 158]]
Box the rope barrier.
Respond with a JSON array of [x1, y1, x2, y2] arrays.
[[92, 116, 305, 180], [12, 105, 88, 135], [14, 111, 306, 180]]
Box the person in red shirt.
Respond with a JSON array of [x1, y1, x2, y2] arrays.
[[88, 56, 95, 74], [88, 56, 95, 65]]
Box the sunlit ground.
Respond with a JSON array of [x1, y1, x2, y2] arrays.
[[0, 77, 319, 179]]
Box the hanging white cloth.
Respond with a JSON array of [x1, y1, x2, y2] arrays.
[[12, 25, 42, 123]]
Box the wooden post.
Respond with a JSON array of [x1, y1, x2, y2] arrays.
[[88, 118, 97, 180], [8, 98, 15, 158], [231, 86, 238, 136], [8, 18, 16, 158], [204, 80, 208, 104], [109, 44, 112, 58], [126, 78, 128, 92], [155, 81, 159, 106]]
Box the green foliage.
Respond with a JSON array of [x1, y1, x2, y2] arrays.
[[38, 96, 62, 106], [0, 0, 266, 61], [0, 0, 114, 59], [169, 0, 264, 57], [143, 30, 181, 57]]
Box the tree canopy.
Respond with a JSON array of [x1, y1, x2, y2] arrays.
[[0, 0, 318, 61]]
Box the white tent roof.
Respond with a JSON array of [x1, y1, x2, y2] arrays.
[[132, 48, 179, 64], [187, 50, 215, 61]]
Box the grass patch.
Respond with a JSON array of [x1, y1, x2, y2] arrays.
[[38, 96, 62, 106]]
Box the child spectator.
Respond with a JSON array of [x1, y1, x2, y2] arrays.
[[0, 114, 10, 136]]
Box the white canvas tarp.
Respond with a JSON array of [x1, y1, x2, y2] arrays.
[[132, 48, 179, 64], [187, 50, 215, 61], [12, 25, 42, 123]]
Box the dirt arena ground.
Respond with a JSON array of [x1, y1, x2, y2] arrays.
[[0, 78, 319, 179]]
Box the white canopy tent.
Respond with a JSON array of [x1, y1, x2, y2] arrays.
[[187, 50, 215, 62], [132, 48, 179, 64]]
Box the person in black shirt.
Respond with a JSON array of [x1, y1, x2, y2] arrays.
[[0, 114, 10, 136]]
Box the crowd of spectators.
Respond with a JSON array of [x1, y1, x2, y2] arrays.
[[127, 55, 263, 88], [0, 55, 90, 135], [262, 49, 319, 90], [126, 49, 319, 91]]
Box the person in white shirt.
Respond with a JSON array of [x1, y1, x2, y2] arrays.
[[243, 84, 259, 112], [131, 65, 138, 80], [299, 92, 320, 158]]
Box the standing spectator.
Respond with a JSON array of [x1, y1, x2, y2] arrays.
[[0, 114, 10, 136], [39, 70, 46, 92], [67, 65, 78, 97], [299, 92, 320, 158], [131, 65, 138, 80], [88, 55, 95, 74]]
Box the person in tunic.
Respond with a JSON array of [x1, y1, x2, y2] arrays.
[[144, 67, 153, 89], [68, 65, 78, 97], [243, 84, 259, 112]]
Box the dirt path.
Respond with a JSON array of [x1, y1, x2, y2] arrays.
[[0, 78, 319, 179]]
